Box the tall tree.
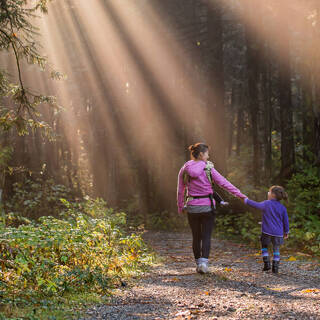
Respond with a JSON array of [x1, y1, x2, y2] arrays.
[[314, 2, 320, 165], [206, 0, 227, 174], [277, 5, 295, 179], [245, 9, 260, 186], [261, 42, 272, 181]]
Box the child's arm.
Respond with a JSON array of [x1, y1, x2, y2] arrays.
[[283, 207, 289, 236], [244, 198, 266, 211], [177, 166, 186, 214]]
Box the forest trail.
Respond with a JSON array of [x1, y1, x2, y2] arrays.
[[81, 231, 320, 320]]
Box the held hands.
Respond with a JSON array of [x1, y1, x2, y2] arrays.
[[238, 195, 248, 203]]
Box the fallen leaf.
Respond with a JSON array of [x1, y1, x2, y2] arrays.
[[191, 309, 201, 314], [269, 287, 283, 291], [287, 256, 297, 261], [301, 289, 320, 293], [167, 277, 180, 282], [224, 267, 232, 272]]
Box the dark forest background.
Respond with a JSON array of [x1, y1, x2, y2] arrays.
[[0, 0, 319, 252], [1, 2, 319, 316]]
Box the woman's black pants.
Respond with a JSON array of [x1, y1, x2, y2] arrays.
[[187, 211, 215, 259]]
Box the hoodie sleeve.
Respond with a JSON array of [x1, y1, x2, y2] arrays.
[[211, 167, 246, 199], [177, 165, 186, 213], [244, 198, 266, 211], [283, 207, 289, 234]]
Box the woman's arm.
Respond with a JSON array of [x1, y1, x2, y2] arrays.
[[211, 167, 246, 199], [244, 198, 266, 210], [177, 166, 186, 213]]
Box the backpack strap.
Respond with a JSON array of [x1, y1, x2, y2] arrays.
[[204, 161, 215, 187], [183, 170, 190, 207]]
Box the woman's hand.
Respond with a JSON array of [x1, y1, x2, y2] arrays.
[[284, 233, 289, 239], [178, 206, 187, 215], [239, 195, 248, 203]]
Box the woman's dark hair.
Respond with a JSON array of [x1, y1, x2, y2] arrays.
[[188, 143, 209, 159], [270, 185, 288, 201]]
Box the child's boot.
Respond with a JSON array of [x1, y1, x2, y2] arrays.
[[272, 260, 280, 274], [263, 256, 271, 271], [272, 247, 280, 273]]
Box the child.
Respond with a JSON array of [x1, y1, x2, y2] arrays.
[[244, 186, 289, 274]]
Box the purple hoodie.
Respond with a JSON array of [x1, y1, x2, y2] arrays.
[[244, 198, 289, 237], [177, 160, 246, 213]]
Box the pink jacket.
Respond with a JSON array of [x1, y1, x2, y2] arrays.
[[177, 160, 246, 213]]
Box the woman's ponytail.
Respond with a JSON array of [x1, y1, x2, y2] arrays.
[[188, 143, 208, 159]]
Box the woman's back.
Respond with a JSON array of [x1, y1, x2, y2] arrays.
[[183, 160, 212, 194]]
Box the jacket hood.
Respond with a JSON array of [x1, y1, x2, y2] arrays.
[[184, 160, 206, 178]]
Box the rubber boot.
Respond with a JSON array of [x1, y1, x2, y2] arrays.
[[272, 260, 280, 274], [263, 256, 271, 271]]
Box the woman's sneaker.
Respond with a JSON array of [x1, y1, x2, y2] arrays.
[[198, 262, 209, 274], [196, 259, 201, 273], [196, 258, 209, 274]]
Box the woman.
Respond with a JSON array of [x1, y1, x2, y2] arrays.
[[177, 143, 246, 273]]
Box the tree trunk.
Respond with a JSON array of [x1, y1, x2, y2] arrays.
[[278, 13, 295, 180], [245, 25, 260, 186], [313, 4, 320, 166], [228, 85, 236, 156], [262, 44, 272, 181], [206, 0, 227, 174], [236, 86, 244, 156], [301, 72, 314, 159]]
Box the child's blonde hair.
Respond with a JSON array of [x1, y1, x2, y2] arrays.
[[269, 185, 288, 201]]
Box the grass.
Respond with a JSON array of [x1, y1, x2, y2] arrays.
[[1, 292, 112, 320]]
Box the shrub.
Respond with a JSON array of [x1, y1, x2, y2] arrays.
[[286, 164, 320, 255], [215, 211, 261, 244], [0, 198, 153, 311], [4, 178, 73, 220]]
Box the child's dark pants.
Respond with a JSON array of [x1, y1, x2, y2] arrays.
[[187, 211, 215, 259], [260, 233, 284, 263]]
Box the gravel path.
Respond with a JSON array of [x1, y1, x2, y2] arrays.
[[81, 231, 320, 319]]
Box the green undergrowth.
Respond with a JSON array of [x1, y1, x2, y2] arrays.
[[216, 153, 320, 258], [0, 198, 155, 319], [0, 292, 109, 320]]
